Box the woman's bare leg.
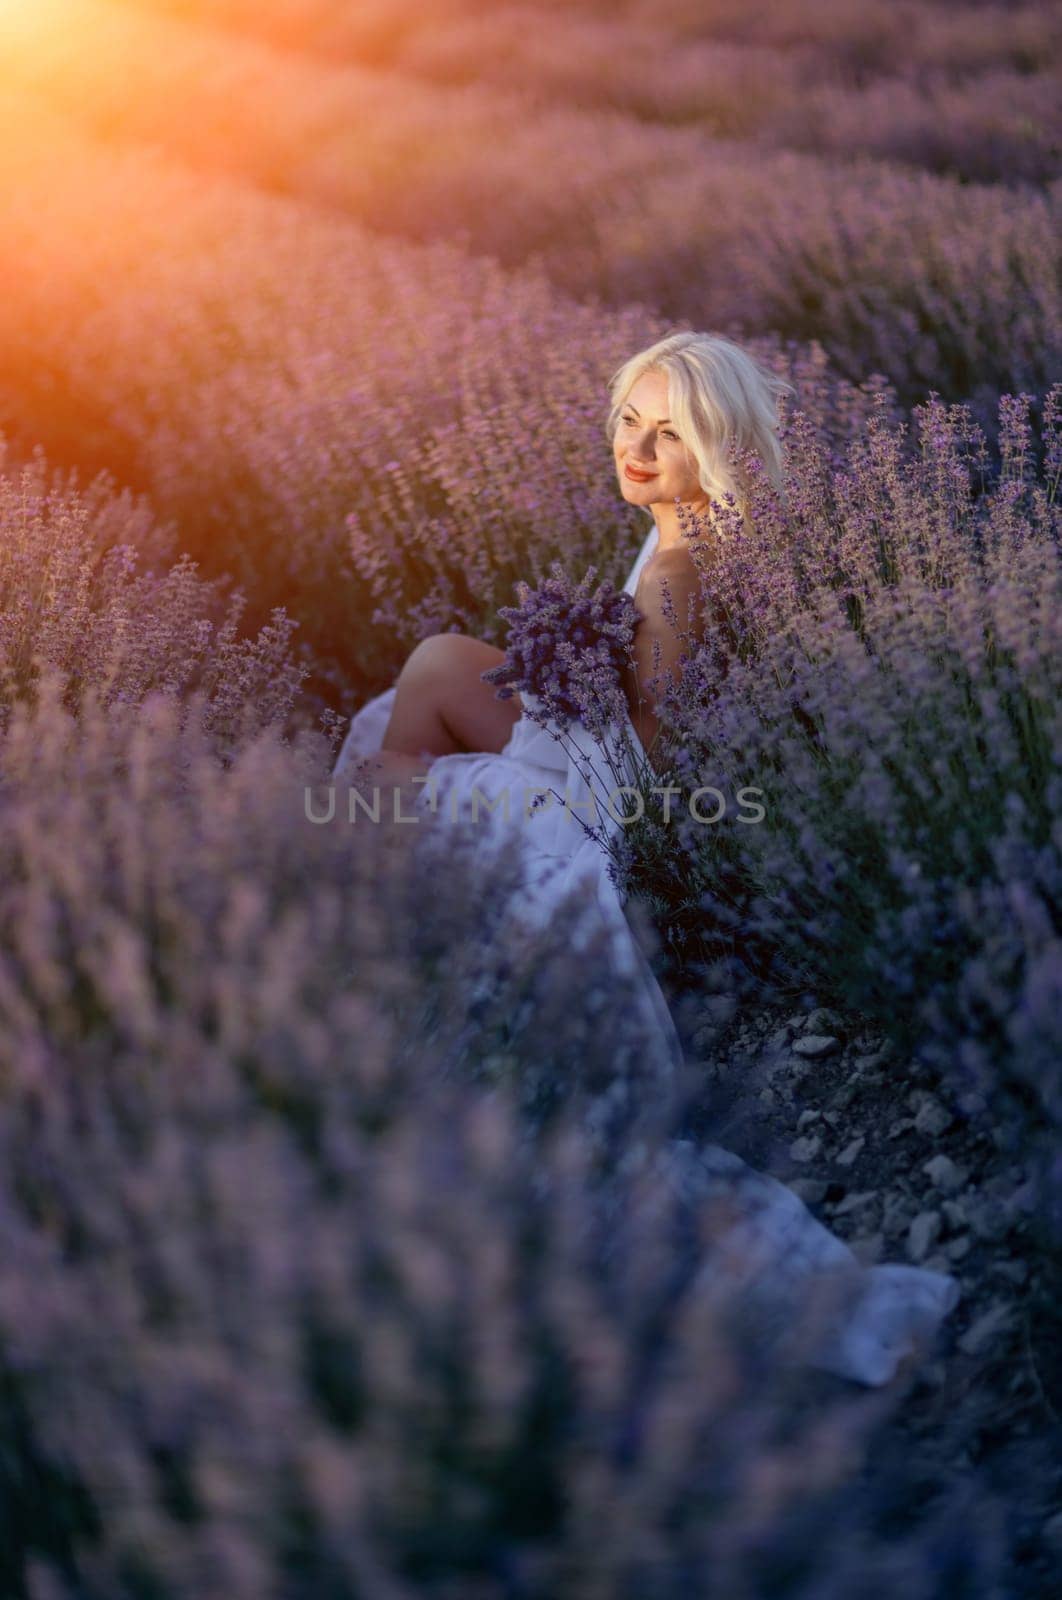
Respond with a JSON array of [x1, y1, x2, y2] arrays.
[[381, 634, 521, 758]]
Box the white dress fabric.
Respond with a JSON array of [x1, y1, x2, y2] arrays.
[[332, 523, 961, 1386]]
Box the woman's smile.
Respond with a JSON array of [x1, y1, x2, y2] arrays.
[[624, 464, 657, 482]]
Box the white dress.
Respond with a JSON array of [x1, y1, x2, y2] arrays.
[[332, 523, 961, 1386]]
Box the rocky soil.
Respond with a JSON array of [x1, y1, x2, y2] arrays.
[[669, 991, 1062, 1589]]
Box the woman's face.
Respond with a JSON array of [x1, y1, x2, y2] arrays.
[[613, 370, 708, 513]]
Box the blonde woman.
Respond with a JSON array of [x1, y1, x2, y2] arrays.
[[335, 330, 791, 793]]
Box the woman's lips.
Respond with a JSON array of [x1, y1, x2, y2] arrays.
[[624, 465, 657, 482]]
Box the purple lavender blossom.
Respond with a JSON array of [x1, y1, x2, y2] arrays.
[[481, 563, 642, 738]]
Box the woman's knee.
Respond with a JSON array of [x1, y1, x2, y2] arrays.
[[400, 633, 487, 683], [392, 632, 515, 753]]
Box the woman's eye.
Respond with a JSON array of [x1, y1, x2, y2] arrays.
[[619, 416, 678, 440]]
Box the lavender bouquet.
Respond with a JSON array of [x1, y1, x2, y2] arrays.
[[481, 562, 643, 743]]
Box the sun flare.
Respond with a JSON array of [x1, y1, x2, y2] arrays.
[[0, 0, 76, 48], [0, 0, 38, 24]]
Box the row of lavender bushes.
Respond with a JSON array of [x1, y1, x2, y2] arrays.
[[0, 450, 1037, 1599], [0, 90, 1054, 717], [609, 386, 1061, 1252], [119, 0, 1062, 114], [0, 442, 305, 759], [0, 89, 902, 707], [297, 4, 1062, 185], [1, 5, 1057, 430]]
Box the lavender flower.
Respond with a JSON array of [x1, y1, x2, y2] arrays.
[[481, 562, 642, 740]]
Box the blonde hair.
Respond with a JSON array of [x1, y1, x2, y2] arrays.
[[606, 331, 794, 528]]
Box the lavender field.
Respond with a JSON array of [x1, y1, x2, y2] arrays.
[[0, 1, 1059, 1594]]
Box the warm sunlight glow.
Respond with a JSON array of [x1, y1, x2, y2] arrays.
[[0, 0, 108, 59], [0, 0, 46, 28], [0, 0, 59, 53]]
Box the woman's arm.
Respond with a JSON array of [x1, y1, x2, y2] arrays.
[[621, 554, 707, 774]]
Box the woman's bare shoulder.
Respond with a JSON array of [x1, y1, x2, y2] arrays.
[[636, 544, 701, 597], [633, 545, 708, 635], [644, 541, 701, 571]]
